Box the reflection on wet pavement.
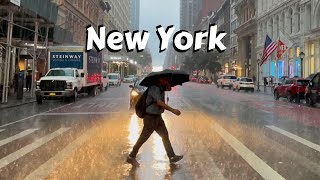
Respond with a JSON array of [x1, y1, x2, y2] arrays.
[[0, 83, 320, 179]]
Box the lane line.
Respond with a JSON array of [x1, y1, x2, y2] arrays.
[[0, 104, 72, 128], [0, 129, 5, 133], [200, 114, 285, 180], [266, 125, 320, 152], [0, 129, 39, 147], [0, 128, 70, 169], [24, 127, 97, 180]]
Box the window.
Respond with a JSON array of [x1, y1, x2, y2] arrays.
[[296, 47, 300, 57], [297, 80, 309, 86], [289, 48, 294, 59], [311, 43, 315, 73], [312, 74, 320, 88], [285, 79, 294, 84]]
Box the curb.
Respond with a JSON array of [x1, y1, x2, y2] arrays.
[[0, 100, 36, 110]]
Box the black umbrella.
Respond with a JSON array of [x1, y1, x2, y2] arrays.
[[140, 69, 190, 87]]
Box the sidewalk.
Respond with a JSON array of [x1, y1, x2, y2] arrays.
[[0, 90, 35, 109], [255, 85, 273, 95]]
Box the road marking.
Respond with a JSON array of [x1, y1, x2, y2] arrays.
[[0, 129, 39, 147], [0, 128, 70, 169], [25, 127, 97, 180], [0, 129, 5, 133], [194, 148, 226, 179], [204, 115, 285, 180], [0, 104, 72, 128], [266, 125, 320, 152], [42, 112, 120, 116]]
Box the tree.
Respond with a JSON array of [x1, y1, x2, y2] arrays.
[[183, 50, 221, 73]]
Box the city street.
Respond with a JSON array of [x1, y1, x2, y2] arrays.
[[0, 83, 319, 179]]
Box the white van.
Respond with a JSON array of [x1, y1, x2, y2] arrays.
[[108, 73, 121, 86]]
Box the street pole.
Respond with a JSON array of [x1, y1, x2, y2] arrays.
[[2, 11, 13, 103], [257, 59, 260, 92], [31, 20, 39, 98]]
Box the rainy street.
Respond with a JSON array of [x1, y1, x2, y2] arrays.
[[0, 83, 319, 180]]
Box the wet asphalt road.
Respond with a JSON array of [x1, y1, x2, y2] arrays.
[[0, 82, 320, 180]]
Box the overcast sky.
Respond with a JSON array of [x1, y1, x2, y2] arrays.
[[140, 0, 180, 67]]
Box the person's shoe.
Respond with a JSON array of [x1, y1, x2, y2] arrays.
[[127, 155, 140, 166], [169, 155, 183, 163]]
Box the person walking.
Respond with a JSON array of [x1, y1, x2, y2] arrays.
[[26, 72, 32, 91], [127, 76, 184, 165]]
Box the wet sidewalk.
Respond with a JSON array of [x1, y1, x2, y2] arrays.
[[0, 90, 35, 109]]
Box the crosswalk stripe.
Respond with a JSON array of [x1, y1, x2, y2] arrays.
[[266, 125, 320, 153], [212, 123, 285, 180], [0, 129, 5, 133], [0, 129, 39, 147], [25, 127, 97, 180], [43, 112, 120, 116], [0, 128, 70, 169]]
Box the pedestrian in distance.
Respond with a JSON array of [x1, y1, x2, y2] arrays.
[[253, 75, 256, 85], [127, 76, 184, 166], [26, 72, 32, 91]]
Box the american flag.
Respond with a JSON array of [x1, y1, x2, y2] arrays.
[[260, 35, 277, 66]]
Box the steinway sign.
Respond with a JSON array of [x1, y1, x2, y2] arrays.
[[10, 0, 20, 6]]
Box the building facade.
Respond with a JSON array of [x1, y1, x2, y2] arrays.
[[230, 0, 239, 76], [180, 0, 202, 31], [210, 0, 231, 75], [130, 0, 140, 31], [0, 0, 109, 103], [256, 0, 320, 81], [104, 0, 130, 56], [234, 0, 257, 78]]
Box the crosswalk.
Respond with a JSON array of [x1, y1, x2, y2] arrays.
[[0, 129, 38, 147], [0, 117, 319, 179]]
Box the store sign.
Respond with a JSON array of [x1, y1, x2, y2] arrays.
[[10, 0, 20, 6], [50, 52, 84, 69]]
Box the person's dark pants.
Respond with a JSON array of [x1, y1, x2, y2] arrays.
[[130, 114, 175, 158]]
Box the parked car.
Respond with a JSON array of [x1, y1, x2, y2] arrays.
[[305, 72, 320, 106], [123, 75, 135, 83], [190, 76, 198, 82], [233, 77, 255, 92], [217, 75, 237, 89], [274, 78, 310, 103], [108, 73, 121, 86], [198, 76, 211, 84], [101, 71, 109, 91], [129, 79, 147, 108]]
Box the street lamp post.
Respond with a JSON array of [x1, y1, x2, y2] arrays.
[[257, 59, 260, 92], [299, 52, 305, 78]]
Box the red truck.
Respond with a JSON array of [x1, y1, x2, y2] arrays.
[[274, 78, 310, 103]]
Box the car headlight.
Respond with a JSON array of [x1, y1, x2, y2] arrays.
[[36, 81, 40, 89], [131, 90, 139, 97], [66, 82, 73, 89]]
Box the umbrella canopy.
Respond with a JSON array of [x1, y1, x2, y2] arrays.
[[140, 69, 190, 87]]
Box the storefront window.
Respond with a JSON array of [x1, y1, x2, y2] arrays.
[[296, 59, 301, 77], [263, 64, 267, 77], [270, 61, 276, 77], [311, 43, 315, 73], [225, 63, 229, 74], [279, 61, 284, 78], [289, 61, 295, 78]]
